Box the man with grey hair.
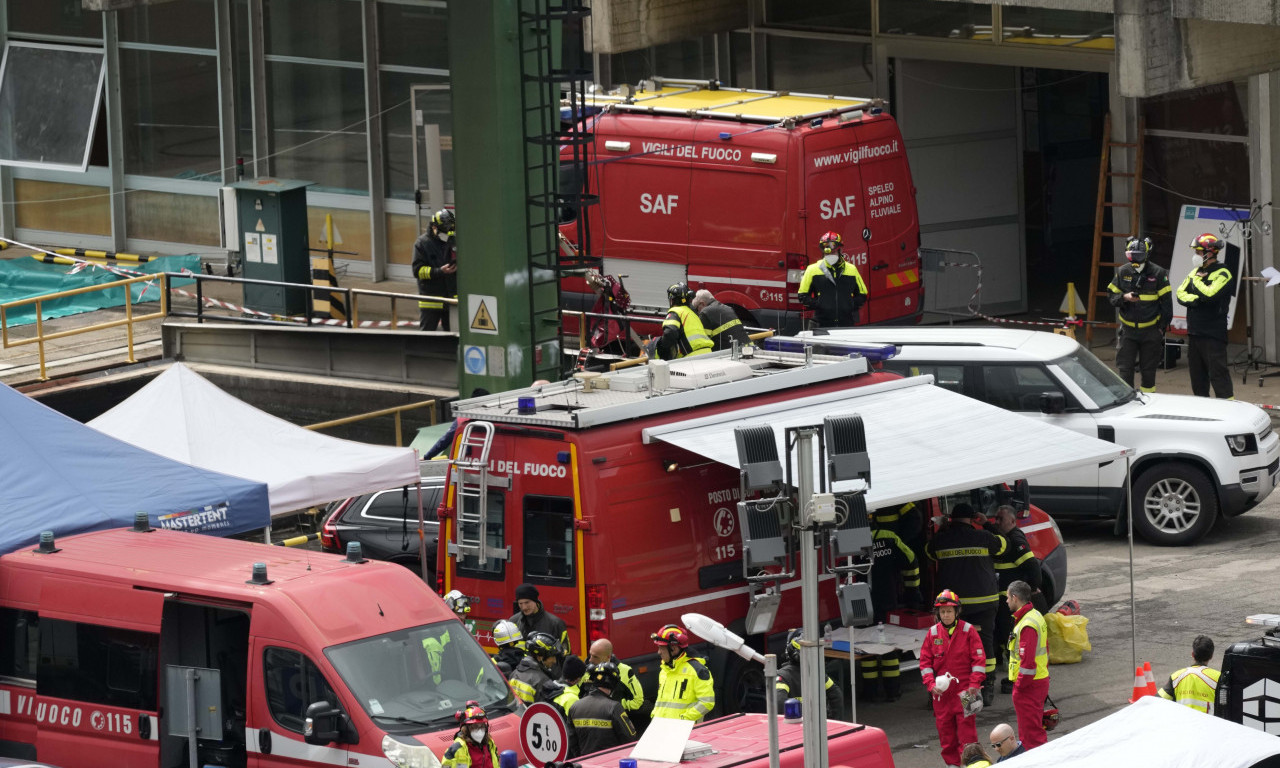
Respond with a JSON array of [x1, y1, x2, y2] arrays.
[[691, 289, 750, 351], [1005, 579, 1050, 749], [986, 504, 1041, 692]]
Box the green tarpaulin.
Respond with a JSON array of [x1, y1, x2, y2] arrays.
[[0, 255, 199, 326]]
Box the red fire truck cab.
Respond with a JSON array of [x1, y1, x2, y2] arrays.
[[0, 527, 520, 768], [438, 345, 1073, 715], [561, 78, 922, 334]]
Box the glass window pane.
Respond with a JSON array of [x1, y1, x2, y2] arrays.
[[125, 190, 221, 245], [6, 0, 102, 40], [0, 608, 38, 680], [765, 0, 870, 33], [263, 647, 339, 733], [457, 491, 505, 579], [268, 61, 368, 194], [1142, 81, 1247, 136], [37, 619, 159, 711], [523, 496, 575, 584], [381, 72, 452, 200], [121, 50, 221, 179], [650, 38, 717, 80], [769, 37, 872, 96], [265, 0, 363, 62], [119, 0, 215, 49], [881, 0, 992, 40], [1001, 6, 1113, 50], [982, 365, 1061, 411], [379, 2, 448, 70], [0, 43, 105, 171]]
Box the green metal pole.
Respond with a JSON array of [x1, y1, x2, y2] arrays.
[[449, 0, 561, 394]]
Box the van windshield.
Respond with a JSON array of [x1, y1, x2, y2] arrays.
[[326, 621, 516, 735], [1050, 348, 1134, 410]]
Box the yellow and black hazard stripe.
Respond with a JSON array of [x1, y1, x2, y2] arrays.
[[309, 256, 346, 321], [54, 247, 152, 262]]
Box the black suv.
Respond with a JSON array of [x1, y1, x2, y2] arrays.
[[320, 463, 447, 577]]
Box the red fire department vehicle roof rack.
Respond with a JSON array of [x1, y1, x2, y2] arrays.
[[588, 77, 883, 125], [451, 345, 892, 430]]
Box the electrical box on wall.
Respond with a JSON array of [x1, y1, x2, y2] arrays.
[[229, 178, 313, 315]]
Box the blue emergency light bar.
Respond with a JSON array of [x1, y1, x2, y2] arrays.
[[763, 337, 899, 363]]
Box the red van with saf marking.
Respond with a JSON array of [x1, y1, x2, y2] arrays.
[[0, 526, 519, 768], [560, 78, 922, 333]]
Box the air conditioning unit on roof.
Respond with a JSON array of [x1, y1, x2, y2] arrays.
[[667, 358, 753, 390]]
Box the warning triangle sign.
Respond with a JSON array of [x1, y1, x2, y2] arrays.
[[470, 300, 497, 332], [255, 218, 266, 232]]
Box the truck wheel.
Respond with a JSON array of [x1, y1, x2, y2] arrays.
[[722, 654, 767, 715], [1132, 462, 1218, 546], [1039, 567, 1058, 608]]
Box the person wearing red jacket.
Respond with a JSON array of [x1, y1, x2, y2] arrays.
[[919, 589, 987, 768], [1006, 579, 1050, 749]]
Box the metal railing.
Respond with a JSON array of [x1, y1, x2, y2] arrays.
[[165, 272, 452, 329], [304, 399, 438, 447], [0, 272, 170, 381]]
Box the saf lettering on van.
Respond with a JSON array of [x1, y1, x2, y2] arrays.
[[559, 79, 921, 334]]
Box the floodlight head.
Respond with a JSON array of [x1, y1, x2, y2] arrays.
[[682, 612, 764, 663], [824, 414, 871, 484], [745, 589, 781, 636], [735, 425, 783, 491]]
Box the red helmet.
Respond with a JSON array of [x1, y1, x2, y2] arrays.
[[819, 231, 843, 254], [651, 624, 689, 649], [457, 701, 486, 726], [1191, 233, 1223, 252], [1043, 698, 1060, 731], [934, 589, 962, 609]]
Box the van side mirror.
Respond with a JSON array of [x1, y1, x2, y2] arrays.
[[1014, 480, 1031, 518], [1039, 392, 1066, 415], [304, 701, 347, 745]]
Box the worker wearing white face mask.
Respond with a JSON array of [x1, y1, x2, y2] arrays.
[[1176, 233, 1235, 398], [412, 208, 458, 331], [441, 702, 499, 768], [798, 231, 868, 328]]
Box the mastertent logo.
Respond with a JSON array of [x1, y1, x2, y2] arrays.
[[1241, 677, 1280, 735]]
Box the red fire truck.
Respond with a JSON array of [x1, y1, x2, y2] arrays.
[[437, 343, 1110, 714], [0, 527, 520, 768], [560, 78, 922, 333]]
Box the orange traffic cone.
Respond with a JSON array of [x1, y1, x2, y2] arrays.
[[1143, 662, 1158, 696], [1128, 666, 1151, 703]]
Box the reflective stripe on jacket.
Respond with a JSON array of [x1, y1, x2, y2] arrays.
[[569, 690, 637, 756], [798, 258, 867, 327], [1159, 665, 1219, 713], [509, 657, 553, 704], [1108, 262, 1172, 329], [918, 620, 986, 692], [653, 654, 715, 721], [657, 305, 713, 360], [698, 300, 751, 351], [926, 523, 1007, 605], [441, 736, 499, 768], [1176, 265, 1233, 343], [1007, 605, 1049, 682]]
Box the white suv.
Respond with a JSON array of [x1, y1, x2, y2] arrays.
[[797, 327, 1280, 546]]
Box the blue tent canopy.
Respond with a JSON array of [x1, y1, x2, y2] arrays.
[[0, 382, 270, 554]]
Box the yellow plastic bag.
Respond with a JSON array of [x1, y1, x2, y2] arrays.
[[1045, 612, 1091, 664]]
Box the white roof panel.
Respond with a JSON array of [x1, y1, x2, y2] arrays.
[[642, 376, 1130, 510]]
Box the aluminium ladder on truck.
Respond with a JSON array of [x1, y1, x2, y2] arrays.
[[446, 421, 510, 565], [582, 77, 884, 125]]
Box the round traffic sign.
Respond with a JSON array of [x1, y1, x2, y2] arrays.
[[519, 701, 568, 767]]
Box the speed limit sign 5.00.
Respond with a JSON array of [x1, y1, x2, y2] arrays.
[[519, 701, 569, 767]]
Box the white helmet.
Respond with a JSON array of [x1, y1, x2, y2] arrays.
[[492, 620, 522, 647], [443, 589, 471, 615]]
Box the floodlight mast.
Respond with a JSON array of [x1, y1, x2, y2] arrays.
[[682, 613, 779, 768], [791, 425, 829, 768]]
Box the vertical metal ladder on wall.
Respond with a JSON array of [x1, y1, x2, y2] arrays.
[[1085, 113, 1146, 343], [517, 0, 600, 379], [447, 420, 508, 565]]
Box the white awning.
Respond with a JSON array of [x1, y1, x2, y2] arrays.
[[642, 376, 1130, 510]]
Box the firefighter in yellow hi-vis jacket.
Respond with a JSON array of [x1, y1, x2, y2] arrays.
[[650, 624, 715, 722]]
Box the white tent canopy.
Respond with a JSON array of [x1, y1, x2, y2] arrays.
[[642, 376, 1131, 510], [1001, 696, 1280, 767], [89, 364, 421, 518]]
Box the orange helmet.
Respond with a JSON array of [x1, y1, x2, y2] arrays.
[[934, 589, 962, 609], [1191, 233, 1223, 252], [651, 624, 690, 649], [457, 701, 486, 726]]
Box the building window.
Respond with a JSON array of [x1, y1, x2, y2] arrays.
[[768, 36, 872, 96], [381, 72, 452, 200], [267, 61, 369, 194], [764, 0, 871, 34], [264, 0, 363, 62], [456, 491, 506, 579], [880, 0, 993, 40], [121, 49, 221, 179], [523, 496, 575, 584], [1000, 6, 1114, 50], [0, 42, 106, 172], [263, 647, 339, 734], [37, 619, 159, 711], [0, 608, 38, 682], [379, 2, 449, 71], [5, 0, 102, 40], [118, 0, 216, 49]]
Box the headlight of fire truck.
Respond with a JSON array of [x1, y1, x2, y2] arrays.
[[383, 735, 441, 768]]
